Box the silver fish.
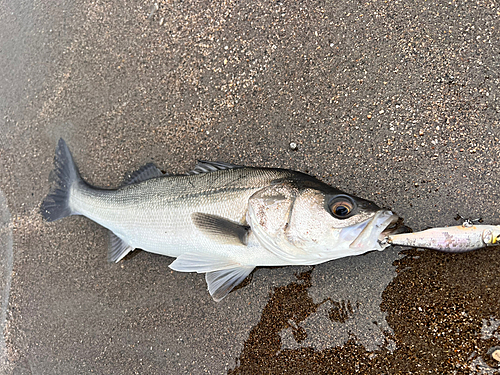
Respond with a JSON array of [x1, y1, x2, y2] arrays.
[[41, 139, 401, 301]]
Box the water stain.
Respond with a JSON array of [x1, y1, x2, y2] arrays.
[[328, 300, 356, 323], [230, 247, 500, 374], [228, 269, 320, 374], [380, 248, 500, 373], [229, 269, 392, 374]]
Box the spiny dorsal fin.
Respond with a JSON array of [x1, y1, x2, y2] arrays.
[[123, 163, 165, 185], [191, 212, 249, 246], [187, 160, 243, 175]]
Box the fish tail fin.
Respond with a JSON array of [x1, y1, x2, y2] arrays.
[[40, 138, 81, 221]]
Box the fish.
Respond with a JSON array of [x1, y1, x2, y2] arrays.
[[41, 139, 402, 301], [385, 222, 500, 252]]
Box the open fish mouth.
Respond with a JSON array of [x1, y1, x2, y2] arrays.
[[348, 210, 403, 251], [381, 217, 410, 237]]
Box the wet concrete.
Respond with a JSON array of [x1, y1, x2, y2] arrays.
[[1, 0, 500, 373], [230, 247, 500, 374]]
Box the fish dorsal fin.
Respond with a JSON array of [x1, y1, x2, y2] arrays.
[[191, 212, 250, 246], [123, 163, 164, 185], [168, 253, 254, 301], [187, 160, 243, 175], [108, 232, 135, 262]]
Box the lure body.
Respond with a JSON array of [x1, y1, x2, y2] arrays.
[[385, 223, 500, 252]]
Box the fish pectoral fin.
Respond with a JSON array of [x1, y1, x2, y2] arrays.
[[108, 232, 135, 262], [206, 267, 255, 302], [191, 212, 250, 246], [169, 253, 255, 301]]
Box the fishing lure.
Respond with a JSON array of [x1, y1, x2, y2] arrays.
[[383, 221, 500, 253]]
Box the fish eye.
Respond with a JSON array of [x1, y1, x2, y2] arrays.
[[329, 196, 355, 219]]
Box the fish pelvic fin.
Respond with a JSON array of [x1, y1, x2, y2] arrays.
[[169, 253, 254, 302], [108, 232, 135, 262], [40, 138, 82, 222]]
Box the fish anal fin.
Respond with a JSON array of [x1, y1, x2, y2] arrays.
[[191, 212, 249, 246], [123, 163, 164, 185], [109, 232, 135, 262]]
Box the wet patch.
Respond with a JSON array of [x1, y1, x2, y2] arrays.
[[230, 247, 500, 373], [229, 266, 395, 374], [229, 248, 400, 373], [380, 248, 500, 373], [275, 250, 398, 354]]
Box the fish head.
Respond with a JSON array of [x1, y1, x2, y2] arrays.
[[247, 177, 401, 264]]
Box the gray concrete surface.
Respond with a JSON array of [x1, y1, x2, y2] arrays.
[[0, 189, 12, 371], [1, 0, 500, 373]]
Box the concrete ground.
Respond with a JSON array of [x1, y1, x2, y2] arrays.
[[1, 0, 500, 373]]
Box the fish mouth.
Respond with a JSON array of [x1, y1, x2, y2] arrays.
[[348, 210, 403, 251], [380, 217, 410, 237]]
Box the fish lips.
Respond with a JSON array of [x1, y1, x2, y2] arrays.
[[347, 210, 402, 251]]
